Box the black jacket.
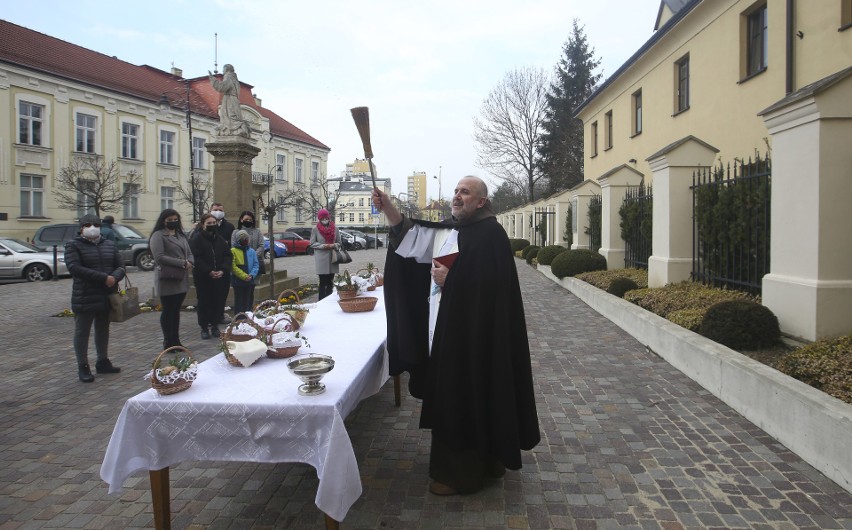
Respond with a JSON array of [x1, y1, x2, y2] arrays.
[[64, 236, 125, 313], [189, 230, 232, 281]]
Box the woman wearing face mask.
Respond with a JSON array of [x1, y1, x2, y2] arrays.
[[309, 208, 343, 300], [189, 213, 232, 340], [150, 209, 194, 349], [230, 230, 260, 314], [230, 210, 265, 276]]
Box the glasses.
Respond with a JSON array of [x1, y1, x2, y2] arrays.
[[82, 223, 101, 228]]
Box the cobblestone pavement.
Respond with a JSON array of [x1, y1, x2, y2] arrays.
[[1, 250, 850, 529]]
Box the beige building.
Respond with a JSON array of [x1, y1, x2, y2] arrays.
[[406, 171, 428, 210], [0, 20, 329, 241], [498, 0, 852, 341]]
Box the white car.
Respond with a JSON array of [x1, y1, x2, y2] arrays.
[[0, 238, 69, 281], [339, 230, 366, 250]]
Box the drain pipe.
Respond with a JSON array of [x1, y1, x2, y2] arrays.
[[786, 0, 794, 94]]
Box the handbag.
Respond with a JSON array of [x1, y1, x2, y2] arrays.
[[257, 258, 266, 275], [108, 275, 141, 322], [159, 263, 186, 280], [332, 247, 352, 264]]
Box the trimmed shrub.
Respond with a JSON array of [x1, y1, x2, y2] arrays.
[[510, 239, 531, 254], [698, 299, 780, 350], [577, 268, 649, 290], [525, 247, 540, 264], [536, 245, 569, 266], [521, 245, 540, 260], [550, 249, 607, 279], [606, 277, 639, 298], [666, 308, 706, 332], [624, 281, 753, 318], [775, 335, 851, 404]]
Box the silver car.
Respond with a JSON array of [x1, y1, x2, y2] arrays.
[[0, 238, 70, 281]]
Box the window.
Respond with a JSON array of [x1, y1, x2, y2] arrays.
[[339, 213, 346, 222], [77, 180, 96, 218], [590, 121, 598, 157], [295, 158, 303, 183], [160, 130, 175, 164], [359, 213, 365, 223], [193, 189, 207, 216], [276, 204, 287, 222], [20, 174, 44, 217], [123, 183, 140, 218], [75, 113, 97, 153], [19, 102, 44, 146], [349, 213, 355, 223], [296, 208, 304, 222], [311, 161, 319, 183], [161, 186, 175, 211], [276, 154, 286, 181], [192, 137, 206, 169], [604, 111, 613, 150], [631, 90, 643, 136], [121, 123, 139, 159], [359, 198, 365, 207], [675, 55, 690, 114], [746, 5, 768, 76]]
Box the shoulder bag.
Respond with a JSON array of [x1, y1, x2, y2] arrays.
[[332, 247, 352, 264], [108, 273, 141, 322]]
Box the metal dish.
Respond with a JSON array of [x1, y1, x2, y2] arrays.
[[287, 354, 335, 395]]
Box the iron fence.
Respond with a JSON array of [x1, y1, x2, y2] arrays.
[[691, 156, 771, 295], [621, 184, 652, 269], [586, 195, 602, 253]]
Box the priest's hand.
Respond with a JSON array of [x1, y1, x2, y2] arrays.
[[373, 189, 402, 226], [431, 260, 449, 287]]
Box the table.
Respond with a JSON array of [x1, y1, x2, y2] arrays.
[[101, 289, 390, 528]]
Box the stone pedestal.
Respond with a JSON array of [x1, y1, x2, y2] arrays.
[[646, 136, 718, 288], [597, 164, 644, 269], [569, 179, 601, 250], [206, 138, 261, 216], [759, 69, 852, 341]]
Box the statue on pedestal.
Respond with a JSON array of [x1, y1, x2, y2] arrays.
[[208, 64, 251, 138]]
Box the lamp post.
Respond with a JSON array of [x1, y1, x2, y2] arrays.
[[159, 80, 198, 222], [432, 165, 443, 221]]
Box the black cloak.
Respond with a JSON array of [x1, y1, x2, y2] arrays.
[[383, 215, 540, 470]]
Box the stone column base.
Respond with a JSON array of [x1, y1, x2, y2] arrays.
[[762, 273, 852, 342], [599, 248, 625, 270], [648, 256, 691, 288]]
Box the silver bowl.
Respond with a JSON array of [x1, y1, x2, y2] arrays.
[[287, 354, 335, 395]]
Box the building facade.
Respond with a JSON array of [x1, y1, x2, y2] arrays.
[[406, 171, 427, 210], [326, 158, 392, 227], [0, 20, 329, 241]]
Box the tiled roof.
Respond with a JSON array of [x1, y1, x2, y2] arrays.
[[0, 19, 328, 151]]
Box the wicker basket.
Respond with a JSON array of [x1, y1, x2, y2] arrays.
[[267, 339, 302, 359], [276, 289, 309, 327], [222, 314, 265, 367], [150, 346, 196, 395], [252, 299, 280, 319], [338, 296, 378, 313], [337, 288, 358, 299]]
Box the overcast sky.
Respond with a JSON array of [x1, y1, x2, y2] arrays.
[[4, 0, 661, 200]]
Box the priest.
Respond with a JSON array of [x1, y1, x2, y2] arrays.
[[373, 175, 540, 496]]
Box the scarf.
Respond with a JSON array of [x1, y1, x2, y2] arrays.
[[317, 221, 336, 244]]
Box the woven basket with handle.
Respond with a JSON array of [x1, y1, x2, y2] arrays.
[[151, 346, 196, 395], [221, 313, 265, 367]]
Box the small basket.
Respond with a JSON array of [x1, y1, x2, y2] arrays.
[[222, 313, 265, 367], [260, 312, 297, 338], [356, 267, 380, 291], [338, 296, 378, 313], [253, 299, 281, 319], [267, 340, 302, 359], [337, 288, 358, 299], [150, 346, 196, 395], [277, 289, 309, 327], [374, 268, 384, 287]]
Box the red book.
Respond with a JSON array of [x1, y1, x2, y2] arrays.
[[434, 252, 459, 269]]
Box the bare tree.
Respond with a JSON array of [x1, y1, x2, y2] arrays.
[[473, 67, 549, 203], [55, 156, 143, 217], [174, 178, 212, 224]]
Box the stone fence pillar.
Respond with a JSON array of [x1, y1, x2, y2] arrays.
[[569, 179, 601, 250], [597, 164, 644, 269]]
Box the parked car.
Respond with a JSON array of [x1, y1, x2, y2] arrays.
[[272, 232, 314, 255], [0, 237, 69, 281], [263, 237, 288, 259], [345, 229, 384, 249], [283, 227, 314, 240], [340, 230, 366, 251], [32, 222, 155, 271]]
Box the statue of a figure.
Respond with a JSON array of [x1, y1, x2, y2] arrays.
[[208, 64, 250, 138]]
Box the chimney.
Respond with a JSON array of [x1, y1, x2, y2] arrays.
[[253, 93, 262, 107], [171, 66, 183, 78]]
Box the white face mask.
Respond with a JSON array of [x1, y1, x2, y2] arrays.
[[82, 226, 100, 239], [211, 210, 225, 220]]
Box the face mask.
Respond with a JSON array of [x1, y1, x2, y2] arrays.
[[321, 219, 330, 225], [242, 220, 254, 228], [239, 239, 249, 247], [82, 226, 100, 239], [211, 211, 224, 220], [166, 220, 179, 230], [205, 225, 217, 234]]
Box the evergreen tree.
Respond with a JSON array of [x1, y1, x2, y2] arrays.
[[538, 20, 602, 196]]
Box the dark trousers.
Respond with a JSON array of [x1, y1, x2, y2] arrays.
[[318, 273, 334, 300], [429, 434, 504, 494], [218, 270, 231, 320], [195, 275, 226, 329], [160, 292, 186, 348], [232, 284, 255, 315], [73, 310, 110, 366]]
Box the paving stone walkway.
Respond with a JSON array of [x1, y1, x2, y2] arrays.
[[0, 250, 849, 529]]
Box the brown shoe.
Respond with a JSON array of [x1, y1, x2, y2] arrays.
[[429, 481, 457, 496]]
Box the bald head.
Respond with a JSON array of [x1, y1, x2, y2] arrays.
[[451, 176, 489, 221]]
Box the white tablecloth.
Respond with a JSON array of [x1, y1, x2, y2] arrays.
[[100, 289, 388, 522]]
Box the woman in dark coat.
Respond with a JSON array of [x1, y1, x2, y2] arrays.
[[149, 209, 194, 349], [64, 213, 125, 382], [190, 213, 232, 340]]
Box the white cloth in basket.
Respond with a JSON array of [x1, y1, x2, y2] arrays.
[[226, 339, 267, 367]]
